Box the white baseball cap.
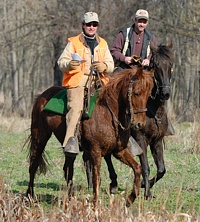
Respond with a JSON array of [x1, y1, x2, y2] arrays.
[[83, 12, 99, 23]]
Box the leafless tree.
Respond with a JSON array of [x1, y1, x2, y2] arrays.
[[0, 0, 199, 121]]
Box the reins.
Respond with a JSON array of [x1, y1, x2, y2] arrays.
[[150, 78, 171, 100], [107, 77, 147, 131], [85, 60, 104, 116]]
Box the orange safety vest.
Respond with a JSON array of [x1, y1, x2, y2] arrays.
[[62, 34, 109, 88]]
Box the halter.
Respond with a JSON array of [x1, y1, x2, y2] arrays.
[[107, 76, 147, 131]]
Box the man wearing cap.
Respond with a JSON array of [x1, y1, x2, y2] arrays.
[[110, 9, 156, 71], [58, 12, 114, 155], [111, 9, 175, 136]]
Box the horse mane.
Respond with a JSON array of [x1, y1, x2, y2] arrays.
[[98, 67, 154, 106], [154, 44, 175, 66]]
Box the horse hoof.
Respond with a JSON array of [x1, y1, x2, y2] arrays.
[[144, 192, 156, 201], [146, 195, 156, 201], [126, 199, 131, 208], [88, 184, 93, 189], [26, 188, 34, 198], [110, 186, 118, 194], [141, 180, 145, 188]]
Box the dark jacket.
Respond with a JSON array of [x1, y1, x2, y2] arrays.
[[121, 24, 153, 60]]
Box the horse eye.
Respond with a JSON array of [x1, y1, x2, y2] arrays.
[[134, 92, 139, 97]]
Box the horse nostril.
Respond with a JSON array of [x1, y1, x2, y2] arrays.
[[161, 93, 170, 100], [135, 122, 143, 130], [131, 122, 144, 130], [165, 93, 170, 100]]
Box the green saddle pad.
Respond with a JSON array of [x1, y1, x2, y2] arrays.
[[43, 89, 67, 115], [43, 89, 98, 118]]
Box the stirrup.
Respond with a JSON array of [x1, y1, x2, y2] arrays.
[[127, 136, 143, 156], [63, 136, 79, 155], [165, 121, 175, 136]]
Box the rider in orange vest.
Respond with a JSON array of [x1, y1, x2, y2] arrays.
[[58, 12, 114, 155]]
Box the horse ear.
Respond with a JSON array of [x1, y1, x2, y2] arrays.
[[150, 41, 157, 54], [168, 40, 173, 49], [149, 69, 155, 78], [143, 68, 155, 78]]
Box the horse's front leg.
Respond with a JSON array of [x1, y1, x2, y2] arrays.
[[139, 149, 152, 199], [82, 151, 93, 189], [149, 140, 166, 188], [104, 153, 118, 194], [63, 155, 76, 195], [131, 131, 152, 199], [113, 148, 141, 207], [91, 151, 102, 210]]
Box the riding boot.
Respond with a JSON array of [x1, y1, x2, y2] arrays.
[[165, 119, 175, 136], [63, 136, 79, 157], [127, 136, 143, 156]]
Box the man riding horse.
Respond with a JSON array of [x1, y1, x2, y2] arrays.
[[110, 9, 174, 135], [57, 12, 114, 155]]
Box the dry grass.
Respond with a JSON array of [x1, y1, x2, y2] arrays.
[[0, 177, 198, 222], [0, 115, 30, 133], [193, 109, 200, 153]]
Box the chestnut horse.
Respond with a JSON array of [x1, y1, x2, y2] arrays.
[[26, 66, 154, 209], [101, 43, 175, 200]]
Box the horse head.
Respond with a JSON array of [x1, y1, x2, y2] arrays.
[[128, 67, 154, 129], [150, 42, 174, 101], [99, 67, 154, 130]]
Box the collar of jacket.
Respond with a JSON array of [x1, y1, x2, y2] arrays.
[[79, 32, 101, 43]]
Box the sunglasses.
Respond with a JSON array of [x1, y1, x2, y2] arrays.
[[85, 22, 99, 27]]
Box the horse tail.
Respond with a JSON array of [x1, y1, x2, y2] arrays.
[[23, 94, 49, 175]]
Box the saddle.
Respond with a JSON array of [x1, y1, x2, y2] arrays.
[[43, 75, 103, 119]]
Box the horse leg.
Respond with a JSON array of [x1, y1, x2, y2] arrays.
[[26, 130, 52, 197], [90, 151, 102, 210], [82, 151, 93, 189], [131, 130, 152, 199], [149, 140, 166, 188], [63, 155, 76, 195], [113, 149, 141, 207], [83, 152, 118, 193], [104, 153, 118, 194], [139, 149, 152, 200]]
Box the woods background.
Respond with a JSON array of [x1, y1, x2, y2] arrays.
[[0, 0, 199, 121]]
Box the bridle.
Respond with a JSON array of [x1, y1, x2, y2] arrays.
[[149, 60, 171, 100], [107, 76, 147, 131], [147, 57, 172, 130]]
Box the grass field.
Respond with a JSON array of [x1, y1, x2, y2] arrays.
[[0, 117, 200, 221]]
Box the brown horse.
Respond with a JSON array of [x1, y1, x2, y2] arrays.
[[101, 43, 175, 200], [26, 66, 154, 209]]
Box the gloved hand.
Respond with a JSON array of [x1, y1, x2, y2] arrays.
[[92, 62, 107, 73], [69, 60, 81, 70], [131, 55, 141, 63]]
